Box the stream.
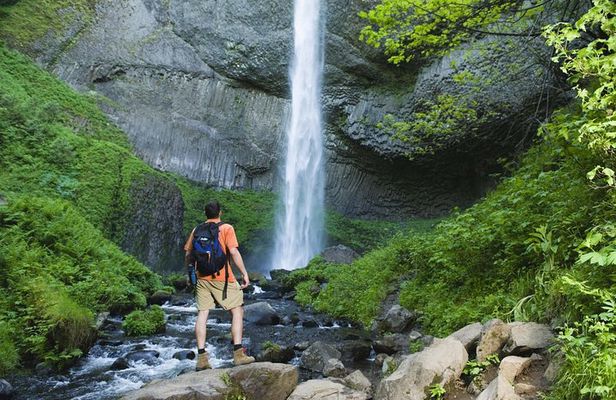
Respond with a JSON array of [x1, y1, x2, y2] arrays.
[[9, 284, 376, 399]]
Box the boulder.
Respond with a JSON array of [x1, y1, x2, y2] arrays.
[[172, 350, 196, 361], [294, 341, 310, 351], [374, 353, 389, 368], [448, 322, 482, 351], [257, 345, 295, 364], [96, 312, 111, 330], [339, 340, 372, 363], [321, 245, 360, 264], [323, 358, 347, 378], [372, 333, 409, 355], [344, 370, 372, 394], [0, 379, 13, 398], [376, 337, 468, 400], [288, 379, 369, 400], [378, 305, 417, 333], [243, 302, 281, 325], [503, 322, 554, 355], [300, 342, 342, 373], [476, 375, 520, 400], [110, 357, 130, 370], [499, 356, 533, 384], [477, 319, 511, 362], [122, 362, 298, 400], [148, 291, 173, 306], [125, 350, 160, 365], [301, 319, 319, 328], [543, 353, 563, 384]]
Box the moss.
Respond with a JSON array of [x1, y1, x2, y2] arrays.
[[0, 0, 97, 51], [122, 305, 166, 337]]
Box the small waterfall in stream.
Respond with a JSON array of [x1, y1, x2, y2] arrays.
[[271, 0, 325, 271]]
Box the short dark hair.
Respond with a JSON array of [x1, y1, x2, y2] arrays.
[[204, 200, 221, 219]]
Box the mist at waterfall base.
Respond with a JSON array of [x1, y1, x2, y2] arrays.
[[270, 0, 325, 272]]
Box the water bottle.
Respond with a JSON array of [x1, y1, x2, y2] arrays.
[[188, 264, 197, 286]]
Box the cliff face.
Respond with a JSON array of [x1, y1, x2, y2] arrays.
[[30, 0, 565, 218]]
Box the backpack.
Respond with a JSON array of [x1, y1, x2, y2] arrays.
[[191, 222, 228, 278]]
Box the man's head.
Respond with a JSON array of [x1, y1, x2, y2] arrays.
[[205, 200, 222, 219]]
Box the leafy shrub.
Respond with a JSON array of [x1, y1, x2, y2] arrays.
[[0, 322, 19, 374], [123, 306, 166, 337]]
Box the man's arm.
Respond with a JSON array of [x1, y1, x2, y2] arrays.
[[229, 247, 250, 289]]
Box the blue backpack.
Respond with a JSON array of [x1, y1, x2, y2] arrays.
[[192, 222, 228, 278]]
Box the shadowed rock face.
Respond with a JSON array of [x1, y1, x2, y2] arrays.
[[32, 0, 567, 218]]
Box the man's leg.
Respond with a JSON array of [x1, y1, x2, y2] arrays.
[[229, 306, 243, 345], [195, 309, 209, 349], [229, 306, 254, 365]]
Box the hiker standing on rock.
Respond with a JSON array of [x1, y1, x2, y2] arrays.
[[184, 200, 255, 370]]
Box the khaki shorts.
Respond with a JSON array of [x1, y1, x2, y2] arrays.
[[195, 280, 243, 311]]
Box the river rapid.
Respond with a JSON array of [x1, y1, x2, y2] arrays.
[[9, 284, 375, 399]]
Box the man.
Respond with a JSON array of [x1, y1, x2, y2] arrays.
[[184, 200, 255, 370]]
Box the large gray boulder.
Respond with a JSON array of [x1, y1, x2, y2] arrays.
[[121, 362, 297, 400], [372, 333, 410, 355], [288, 379, 369, 400], [476, 375, 520, 400], [477, 319, 511, 362], [378, 305, 417, 333], [243, 301, 281, 325], [321, 245, 360, 264], [375, 337, 468, 400], [448, 322, 482, 351], [300, 341, 342, 373], [503, 322, 554, 355]]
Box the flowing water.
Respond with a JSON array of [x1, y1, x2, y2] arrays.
[[272, 0, 325, 271], [8, 286, 374, 399]]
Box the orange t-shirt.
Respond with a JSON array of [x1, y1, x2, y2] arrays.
[[184, 218, 238, 282]]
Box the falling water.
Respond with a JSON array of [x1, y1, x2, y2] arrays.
[[271, 0, 325, 270]]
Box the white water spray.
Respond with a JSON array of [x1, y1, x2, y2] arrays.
[[272, 0, 325, 270]]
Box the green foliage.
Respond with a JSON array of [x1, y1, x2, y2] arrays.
[[463, 354, 500, 379], [408, 340, 424, 353], [0, 321, 19, 374], [546, 300, 616, 400], [0, 0, 97, 50], [358, 0, 543, 64], [261, 340, 281, 352], [428, 383, 446, 400], [122, 305, 166, 337]]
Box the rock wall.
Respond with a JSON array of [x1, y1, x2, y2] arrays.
[[30, 0, 567, 218]]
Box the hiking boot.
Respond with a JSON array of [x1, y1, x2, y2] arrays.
[[233, 347, 255, 366], [196, 351, 211, 371]]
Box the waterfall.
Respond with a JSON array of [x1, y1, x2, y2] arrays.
[[271, 0, 325, 270]]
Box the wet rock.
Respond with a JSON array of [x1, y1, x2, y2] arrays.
[[448, 322, 482, 351], [96, 312, 111, 330], [321, 245, 359, 264], [173, 350, 196, 361], [378, 305, 417, 333], [477, 319, 511, 362], [374, 353, 389, 368], [376, 337, 468, 400], [34, 363, 53, 376], [323, 358, 347, 378], [0, 379, 13, 399], [98, 339, 124, 346], [343, 370, 372, 394], [149, 290, 173, 306], [110, 357, 130, 370], [294, 341, 310, 351], [339, 340, 372, 363], [300, 342, 342, 373], [372, 333, 409, 355], [125, 350, 160, 365], [243, 302, 281, 325], [503, 322, 554, 356], [257, 345, 295, 364], [172, 277, 188, 291], [121, 362, 298, 400], [301, 318, 319, 328], [288, 379, 369, 400]]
